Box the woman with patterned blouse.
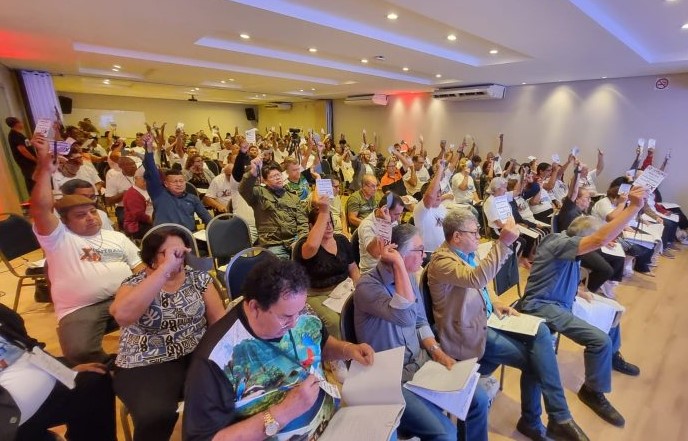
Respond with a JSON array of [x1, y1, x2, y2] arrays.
[[109, 226, 225, 441]]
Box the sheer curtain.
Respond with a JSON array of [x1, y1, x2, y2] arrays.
[[20, 70, 62, 124]]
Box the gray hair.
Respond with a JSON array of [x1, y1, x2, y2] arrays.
[[391, 224, 419, 255], [566, 215, 602, 237], [443, 208, 479, 241], [489, 177, 507, 194]]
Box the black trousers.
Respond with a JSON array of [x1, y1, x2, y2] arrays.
[[16, 371, 116, 441], [580, 249, 623, 292], [113, 354, 191, 441]]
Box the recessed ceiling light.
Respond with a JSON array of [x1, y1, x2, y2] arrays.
[[194, 87, 200, 91], [262, 94, 266, 97], [102, 79, 110, 84], [240, 33, 250, 39], [435, 74, 442, 78], [311, 88, 316, 91], [113, 64, 121, 69], [220, 80, 226, 84], [387, 12, 398, 20], [111, 68, 119, 72], [229, 78, 235, 82], [309, 47, 318, 53], [521, 82, 527, 85], [447, 34, 457, 41], [489, 49, 499, 55], [361, 58, 369, 63], [299, 89, 304, 92], [682, 23, 688, 30], [602, 76, 608, 79], [402, 67, 409, 71]]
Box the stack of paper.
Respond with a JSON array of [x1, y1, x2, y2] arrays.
[[487, 313, 544, 336], [322, 278, 355, 313], [572, 293, 625, 334]]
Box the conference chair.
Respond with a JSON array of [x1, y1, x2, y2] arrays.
[[350, 230, 361, 266], [206, 214, 252, 301], [224, 247, 275, 300], [0, 213, 46, 311], [339, 294, 358, 344]]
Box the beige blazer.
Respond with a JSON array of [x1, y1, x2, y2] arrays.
[[427, 240, 512, 361]]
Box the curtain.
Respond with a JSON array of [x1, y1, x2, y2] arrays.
[[20, 70, 62, 124]]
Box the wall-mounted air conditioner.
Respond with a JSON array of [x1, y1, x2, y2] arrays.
[[343, 94, 388, 106], [432, 84, 505, 101], [264, 102, 293, 110]]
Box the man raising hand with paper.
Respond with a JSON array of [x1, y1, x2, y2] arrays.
[[355, 224, 490, 441], [517, 186, 648, 429]]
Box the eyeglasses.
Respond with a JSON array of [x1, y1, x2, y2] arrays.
[[269, 309, 298, 330], [458, 230, 481, 238], [409, 248, 425, 255]]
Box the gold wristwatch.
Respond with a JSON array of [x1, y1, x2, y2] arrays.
[[263, 410, 280, 436]]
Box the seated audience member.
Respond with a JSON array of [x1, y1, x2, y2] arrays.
[[203, 163, 233, 213], [358, 193, 405, 274], [283, 156, 315, 201], [122, 167, 153, 239], [30, 133, 144, 364], [428, 209, 588, 441], [350, 150, 376, 191], [52, 145, 103, 197], [294, 198, 360, 338], [60, 179, 114, 230], [110, 226, 224, 441], [143, 140, 212, 231], [0, 304, 116, 441], [517, 187, 648, 428], [381, 148, 412, 195], [346, 174, 380, 232], [354, 224, 489, 441], [236, 144, 308, 259], [547, 155, 574, 208], [328, 175, 348, 236], [104, 155, 136, 226], [578, 149, 604, 195], [528, 162, 558, 224], [183, 154, 215, 190], [413, 161, 449, 263], [451, 159, 480, 206], [403, 154, 430, 199], [182, 259, 374, 440], [558, 167, 627, 290]]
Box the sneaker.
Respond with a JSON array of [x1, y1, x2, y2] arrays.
[[546, 419, 590, 441], [516, 417, 547, 441], [577, 384, 625, 427], [478, 375, 500, 407], [612, 352, 640, 376]]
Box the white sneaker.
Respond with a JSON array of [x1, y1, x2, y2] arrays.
[[478, 375, 500, 407]]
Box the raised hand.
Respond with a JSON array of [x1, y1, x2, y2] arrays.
[[498, 216, 520, 246]]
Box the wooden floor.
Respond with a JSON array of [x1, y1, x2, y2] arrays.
[[1, 245, 686, 440]]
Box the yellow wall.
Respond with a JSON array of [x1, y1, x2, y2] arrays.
[[257, 101, 327, 137], [0, 64, 27, 211]]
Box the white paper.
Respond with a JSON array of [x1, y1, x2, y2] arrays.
[[493, 195, 512, 221], [316, 179, 334, 199], [245, 128, 257, 144], [311, 366, 341, 399], [660, 202, 679, 209], [659, 213, 679, 223], [648, 138, 656, 149], [192, 230, 207, 242], [322, 279, 355, 314], [633, 166, 667, 192], [618, 183, 631, 195], [600, 242, 625, 258], [516, 225, 539, 239], [34, 118, 52, 137], [572, 293, 625, 333], [176, 122, 184, 130], [373, 218, 393, 245], [551, 153, 560, 164], [343, 346, 405, 407], [570, 146, 580, 157], [405, 358, 478, 392], [28, 347, 77, 389], [320, 405, 402, 441], [637, 138, 646, 148], [487, 313, 544, 336], [405, 369, 480, 421]]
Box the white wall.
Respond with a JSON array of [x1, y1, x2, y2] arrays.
[[60, 93, 257, 139], [334, 74, 688, 208]]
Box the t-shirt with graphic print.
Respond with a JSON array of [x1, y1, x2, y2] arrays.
[[115, 270, 211, 368], [34, 222, 142, 320], [183, 302, 335, 441]]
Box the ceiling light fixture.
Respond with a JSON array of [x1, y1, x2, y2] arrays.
[[521, 82, 527, 85], [361, 58, 368, 63], [102, 79, 110, 84], [299, 89, 304, 92], [229, 78, 235, 81], [311, 88, 316, 91], [113, 64, 121, 69], [240, 33, 250, 39], [489, 49, 499, 54], [309, 47, 318, 53], [402, 67, 409, 71], [111, 68, 119, 72], [447, 34, 457, 41], [262, 94, 267, 97], [435, 74, 442, 78], [220, 80, 226, 84], [682, 23, 688, 30], [194, 87, 200, 91], [602, 76, 608, 79], [387, 12, 398, 20]]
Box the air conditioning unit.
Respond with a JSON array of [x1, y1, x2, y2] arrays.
[[263, 102, 292, 110], [343, 94, 388, 106], [432, 84, 505, 101]]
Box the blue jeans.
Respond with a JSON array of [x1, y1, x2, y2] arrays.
[[522, 303, 621, 393], [478, 325, 571, 425], [399, 385, 489, 441], [267, 244, 292, 260]]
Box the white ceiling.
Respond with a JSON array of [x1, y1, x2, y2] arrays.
[[1, 0, 687, 104]]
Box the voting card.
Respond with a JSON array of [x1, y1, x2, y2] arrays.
[[316, 179, 334, 199]]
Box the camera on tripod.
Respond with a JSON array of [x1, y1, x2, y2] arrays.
[[288, 128, 301, 155]]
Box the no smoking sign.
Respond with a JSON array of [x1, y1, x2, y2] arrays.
[[655, 77, 669, 90]]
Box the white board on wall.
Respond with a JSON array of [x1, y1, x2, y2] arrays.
[[65, 108, 146, 139]]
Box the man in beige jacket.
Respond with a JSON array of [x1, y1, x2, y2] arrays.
[[427, 209, 587, 441]]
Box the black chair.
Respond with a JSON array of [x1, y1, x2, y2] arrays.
[[0, 213, 46, 310], [185, 182, 200, 199], [204, 159, 221, 176], [419, 268, 435, 329], [291, 236, 306, 261], [224, 247, 276, 300], [350, 229, 361, 266], [493, 242, 522, 299], [339, 294, 358, 344], [551, 213, 559, 234]]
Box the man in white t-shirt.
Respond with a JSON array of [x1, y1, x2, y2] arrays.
[[358, 193, 405, 273], [51, 147, 103, 198], [30, 134, 144, 364], [104, 156, 136, 227], [204, 163, 233, 212], [404, 155, 431, 198], [60, 179, 114, 231], [579, 149, 604, 195], [413, 161, 448, 262]]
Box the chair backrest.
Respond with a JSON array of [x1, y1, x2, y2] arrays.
[[551, 213, 559, 234], [350, 230, 361, 265], [291, 236, 307, 261], [141, 223, 200, 256], [205, 160, 221, 176], [206, 214, 252, 267], [185, 182, 200, 198], [0, 214, 42, 272], [224, 247, 275, 300], [339, 294, 358, 343], [493, 248, 521, 297], [419, 268, 435, 327]]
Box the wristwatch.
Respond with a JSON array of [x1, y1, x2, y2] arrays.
[[263, 410, 280, 436]]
